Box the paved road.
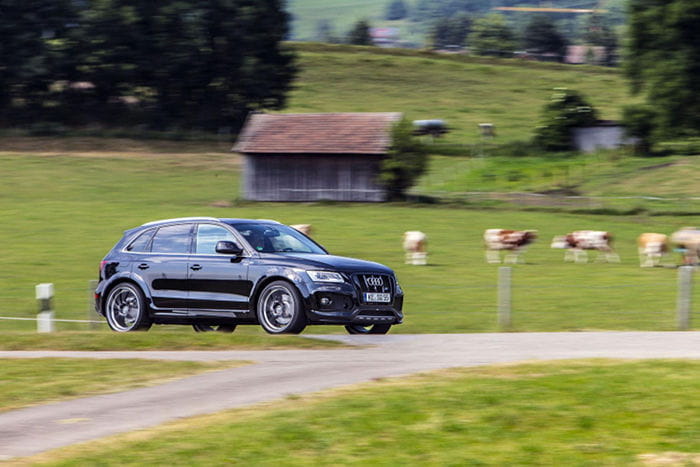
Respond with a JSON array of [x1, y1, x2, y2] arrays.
[[1, 331, 700, 460]]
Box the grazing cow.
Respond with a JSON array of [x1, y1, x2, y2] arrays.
[[483, 229, 537, 264], [637, 233, 668, 267], [290, 224, 313, 237], [551, 231, 620, 263], [670, 227, 700, 266], [403, 231, 428, 265]]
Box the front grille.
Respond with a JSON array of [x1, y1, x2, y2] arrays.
[[357, 310, 394, 317], [353, 273, 393, 303]]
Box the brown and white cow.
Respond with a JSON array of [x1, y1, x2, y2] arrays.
[[637, 233, 668, 267], [484, 229, 537, 264], [670, 227, 700, 266], [551, 231, 620, 263], [403, 231, 428, 265]]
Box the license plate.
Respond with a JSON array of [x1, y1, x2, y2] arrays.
[[364, 292, 391, 303]]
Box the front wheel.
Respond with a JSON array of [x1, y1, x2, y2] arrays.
[[257, 281, 307, 334], [192, 324, 236, 333], [345, 324, 392, 335], [104, 283, 152, 332]]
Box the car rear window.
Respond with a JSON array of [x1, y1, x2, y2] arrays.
[[126, 229, 155, 252], [151, 224, 192, 254]]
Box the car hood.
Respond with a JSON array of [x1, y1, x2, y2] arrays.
[[259, 253, 394, 274]]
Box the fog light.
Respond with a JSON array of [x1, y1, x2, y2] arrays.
[[320, 297, 332, 306]]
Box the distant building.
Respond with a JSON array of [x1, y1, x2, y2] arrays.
[[370, 27, 400, 47], [572, 120, 637, 153], [233, 112, 402, 202], [565, 45, 607, 65]]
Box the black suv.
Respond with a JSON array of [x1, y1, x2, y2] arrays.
[[96, 217, 403, 334]]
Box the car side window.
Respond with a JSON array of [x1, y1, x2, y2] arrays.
[[151, 224, 192, 254], [195, 224, 238, 254], [126, 229, 155, 252]]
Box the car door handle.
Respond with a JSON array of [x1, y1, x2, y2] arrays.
[[190, 265, 202, 271], [138, 264, 149, 270]]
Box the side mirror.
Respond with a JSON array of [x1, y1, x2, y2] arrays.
[[215, 240, 243, 256]]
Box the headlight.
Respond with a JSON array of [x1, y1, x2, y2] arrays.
[[306, 270, 345, 283], [395, 278, 404, 295]]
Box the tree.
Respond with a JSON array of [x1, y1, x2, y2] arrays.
[[0, 0, 76, 124], [316, 19, 339, 43], [467, 14, 516, 57], [430, 13, 471, 49], [385, 0, 408, 21], [522, 15, 568, 61], [626, 0, 700, 137], [622, 104, 657, 154], [379, 118, 429, 200], [583, 14, 617, 66], [347, 19, 373, 45], [533, 89, 599, 151]]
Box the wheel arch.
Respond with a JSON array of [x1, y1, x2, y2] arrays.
[[100, 276, 152, 316], [250, 275, 310, 318]]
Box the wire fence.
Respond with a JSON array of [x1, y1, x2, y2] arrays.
[[0, 271, 697, 332]]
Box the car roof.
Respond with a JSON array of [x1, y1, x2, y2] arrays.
[[136, 217, 282, 229]]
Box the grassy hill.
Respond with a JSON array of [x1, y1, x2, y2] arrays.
[[286, 43, 635, 145]]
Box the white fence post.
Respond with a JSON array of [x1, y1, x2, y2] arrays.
[[677, 266, 694, 331], [35, 283, 55, 333], [498, 266, 512, 330]]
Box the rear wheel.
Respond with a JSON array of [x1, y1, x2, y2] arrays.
[[192, 324, 236, 333], [257, 281, 307, 334], [345, 324, 392, 335], [105, 283, 151, 332]]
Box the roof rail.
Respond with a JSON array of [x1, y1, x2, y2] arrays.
[[141, 217, 219, 226]]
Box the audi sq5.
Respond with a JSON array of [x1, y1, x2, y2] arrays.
[[95, 217, 404, 334]]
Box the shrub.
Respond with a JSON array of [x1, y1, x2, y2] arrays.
[[533, 89, 598, 151], [622, 104, 656, 155], [379, 118, 429, 200]]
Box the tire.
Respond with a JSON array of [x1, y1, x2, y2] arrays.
[[257, 281, 307, 334], [105, 283, 152, 332], [345, 324, 392, 335], [192, 324, 236, 333]]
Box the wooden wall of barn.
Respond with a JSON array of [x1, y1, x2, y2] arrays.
[[243, 154, 387, 202]]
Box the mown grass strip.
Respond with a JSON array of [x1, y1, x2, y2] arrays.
[[0, 358, 247, 413], [0, 331, 344, 351], [25, 359, 700, 465]]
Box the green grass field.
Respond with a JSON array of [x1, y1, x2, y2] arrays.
[[0, 149, 698, 334], [286, 44, 636, 145], [27, 359, 700, 465], [0, 358, 245, 412]]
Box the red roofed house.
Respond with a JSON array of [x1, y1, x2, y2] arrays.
[[232, 112, 402, 202]]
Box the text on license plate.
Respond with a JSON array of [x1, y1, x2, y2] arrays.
[[364, 292, 391, 303]]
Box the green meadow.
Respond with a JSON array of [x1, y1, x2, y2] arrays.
[[0, 150, 697, 336], [29, 360, 700, 465]]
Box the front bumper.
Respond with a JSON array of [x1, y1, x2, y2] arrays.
[[302, 281, 404, 325]]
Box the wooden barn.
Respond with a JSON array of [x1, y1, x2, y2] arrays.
[[232, 112, 402, 202]]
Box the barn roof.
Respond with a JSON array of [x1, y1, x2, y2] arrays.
[[232, 112, 403, 155]]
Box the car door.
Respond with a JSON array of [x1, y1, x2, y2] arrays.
[[188, 223, 253, 312], [135, 223, 193, 311]]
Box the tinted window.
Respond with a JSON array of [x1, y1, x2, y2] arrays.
[[151, 224, 192, 254], [195, 224, 238, 254], [126, 229, 155, 252], [231, 223, 325, 254]]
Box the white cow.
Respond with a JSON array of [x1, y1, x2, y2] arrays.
[[637, 233, 668, 267], [551, 230, 620, 263], [670, 227, 700, 266], [290, 224, 313, 237], [403, 231, 428, 265], [483, 229, 537, 264]]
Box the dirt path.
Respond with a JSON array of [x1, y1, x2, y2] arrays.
[[1, 332, 699, 460]]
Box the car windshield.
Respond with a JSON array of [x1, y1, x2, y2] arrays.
[[230, 223, 326, 254]]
